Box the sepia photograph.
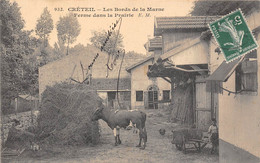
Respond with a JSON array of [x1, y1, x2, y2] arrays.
[[1, 0, 260, 162]]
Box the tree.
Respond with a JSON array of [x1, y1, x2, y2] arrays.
[[69, 43, 88, 55], [190, 1, 260, 16], [1, 0, 39, 114], [56, 13, 81, 55], [90, 30, 124, 54], [53, 41, 66, 59], [35, 7, 53, 47], [1, 0, 25, 112], [1, 0, 24, 47]]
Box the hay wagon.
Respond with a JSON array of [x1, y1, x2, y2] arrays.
[[171, 128, 208, 154]]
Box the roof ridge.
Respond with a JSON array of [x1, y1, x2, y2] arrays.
[[154, 16, 221, 36]]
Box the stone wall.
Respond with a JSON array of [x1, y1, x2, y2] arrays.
[[1, 111, 38, 143]]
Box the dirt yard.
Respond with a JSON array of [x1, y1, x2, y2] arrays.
[[2, 109, 219, 163]]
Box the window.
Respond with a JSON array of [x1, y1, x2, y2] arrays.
[[108, 92, 116, 100], [163, 90, 170, 101], [235, 50, 258, 92], [136, 91, 143, 101]]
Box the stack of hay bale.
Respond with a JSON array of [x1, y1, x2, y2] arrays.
[[36, 83, 102, 145]]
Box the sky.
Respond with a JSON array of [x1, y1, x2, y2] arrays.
[[14, 0, 194, 54]]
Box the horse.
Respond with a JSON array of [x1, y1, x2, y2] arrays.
[[92, 107, 147, 149]]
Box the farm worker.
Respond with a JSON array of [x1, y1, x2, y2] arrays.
[[208, 118, 218, 154], [113, 126, 121, 146]]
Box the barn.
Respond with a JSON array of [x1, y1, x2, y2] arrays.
[[39, 44, 141, 109]]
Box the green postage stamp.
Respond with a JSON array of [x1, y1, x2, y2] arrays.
[[209, 8, 258, 63]]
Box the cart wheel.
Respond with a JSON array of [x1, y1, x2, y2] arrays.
[[175, 144, 182, 151]]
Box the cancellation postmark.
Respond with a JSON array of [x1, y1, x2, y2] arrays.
[[209, 8, 258, 63]]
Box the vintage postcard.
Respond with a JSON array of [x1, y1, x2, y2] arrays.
[[1, 0, 260, 163]]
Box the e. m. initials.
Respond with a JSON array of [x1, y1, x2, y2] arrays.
[[138, 13, 151, 17]]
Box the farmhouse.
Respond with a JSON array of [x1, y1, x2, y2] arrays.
[[39, 44, 142, 110], [126, 36, 171, 110], [148, 8, 260, 162], [148, 16, 220, 128]]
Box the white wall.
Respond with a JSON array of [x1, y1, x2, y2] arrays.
[[219, 33, 260, 157], [209, 10, 260, 157], [130, 59, 171, 109], [39, 45, 131, 98], [169, 40, 209, 65]]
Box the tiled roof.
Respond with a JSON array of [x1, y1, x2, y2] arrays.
[[149, 37, 162, 51], [144, 36, 162, 51], [154, 16, 221, 36], [126, 56, 154, 72], [40, 45, 144, 80]]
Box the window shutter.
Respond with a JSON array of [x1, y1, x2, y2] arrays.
[[242, 73, 258, 91], [241, 60, 257, 73]]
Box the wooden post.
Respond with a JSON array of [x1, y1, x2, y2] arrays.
[[15, 97, 18, 117], [1, 104, 4, 148], [192, 80, 196, 128], [211, 82, 214, 120], [170, 77, 175, 105], [31, 95, 33, 124]]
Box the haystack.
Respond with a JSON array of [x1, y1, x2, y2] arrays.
[[36, 83, 102, 145]]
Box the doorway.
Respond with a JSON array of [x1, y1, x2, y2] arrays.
[[147, 86, 158, 109], [195, 80, 218, 131], [107, 91, 116, 108]]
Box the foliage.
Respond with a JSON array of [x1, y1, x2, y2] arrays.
[[125, 51, 146, 60], [190, 1, 260, 16], [0, 0, 39, 114], [53, 42, 65, 59], [0, 0, 24, 47], [29, 43, 55, 66], [56, 13, 81, 55], [35, 7, 54, 46], [69, 43, 88, 55], [90, 30, 124, 54]]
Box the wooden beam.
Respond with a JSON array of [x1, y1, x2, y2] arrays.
[[190, 65, 207, 75], [172, 66, 208, 72], [161, 37, 201, 60], [161, 77, 171, 83], [166, 61, 208, 72]]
